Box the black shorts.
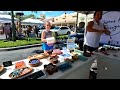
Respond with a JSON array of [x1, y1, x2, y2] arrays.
[[83, 44, 97, 52]]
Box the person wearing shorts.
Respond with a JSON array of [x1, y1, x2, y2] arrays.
[[41, 21, 55, 54]]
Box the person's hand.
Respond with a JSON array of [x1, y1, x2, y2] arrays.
[[44, 39, 47, 42], [99, 29, 109, 34], [99, 30, 105, 34], [104, 29, 111, 35]]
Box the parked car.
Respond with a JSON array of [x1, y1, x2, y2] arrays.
[[51, 26, 71, 36], [38, 26, 71, 37]]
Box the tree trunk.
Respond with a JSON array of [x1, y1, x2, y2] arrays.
[[11, 11, 16, 41]]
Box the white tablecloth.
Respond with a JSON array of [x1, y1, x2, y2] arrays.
[[0, 54, 96, 79]]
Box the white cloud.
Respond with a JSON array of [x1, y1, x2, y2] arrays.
[[46, 16, 54, 19]]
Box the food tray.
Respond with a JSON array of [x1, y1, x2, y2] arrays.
[[15, 61, 26, 69], [9, 67, 33, 79], [28, 53, 49, 60], [58, 62, 72, 72], [29, 59, 42, 67], [21, 70, 46, 79]]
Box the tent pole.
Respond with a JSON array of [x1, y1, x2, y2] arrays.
[[75, 11, 79, 32], [83, 14, 88, 47]]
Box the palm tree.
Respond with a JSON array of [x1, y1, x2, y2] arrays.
[[11, 11, 16, 41]]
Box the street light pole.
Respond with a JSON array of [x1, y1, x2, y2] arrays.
[[65, 11, 66, 23]]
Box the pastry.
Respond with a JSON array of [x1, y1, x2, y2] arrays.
[[28, 53, 49, 60], [15, 61, 26, 69], [72, 54, 79, 60], [48, 54, 59, 64], [49, 57, 58, 64], [52, 49, 63, 55], [44, 63, 58, 75], [9, 67, 33, 79]]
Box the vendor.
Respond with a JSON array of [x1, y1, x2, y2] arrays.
[[83, 11, 111, 56], [41, 21, 56, 54]]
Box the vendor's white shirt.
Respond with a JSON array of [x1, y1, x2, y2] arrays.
[[84, 20, 104, 47]]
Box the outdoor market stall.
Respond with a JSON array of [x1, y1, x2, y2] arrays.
[[0, 42, 96, 79], [21, 18, 44, 26]]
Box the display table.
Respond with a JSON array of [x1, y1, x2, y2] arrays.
[[94, 51, 120, 79], [0, 54, 96, 79]]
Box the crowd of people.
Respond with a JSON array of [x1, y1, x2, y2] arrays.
[[0, 23, 12, 40], [0, 22, 40, 40]]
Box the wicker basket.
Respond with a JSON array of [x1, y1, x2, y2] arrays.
[[29, 59, 41, 67]]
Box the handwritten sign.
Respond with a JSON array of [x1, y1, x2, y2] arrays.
[[100, 11, 120, 46]]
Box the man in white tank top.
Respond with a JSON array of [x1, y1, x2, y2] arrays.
[[83, 11, 111, 56]]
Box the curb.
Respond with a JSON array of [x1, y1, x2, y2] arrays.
[[0, 44, 42, 51]]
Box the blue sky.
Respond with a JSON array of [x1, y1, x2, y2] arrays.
[[22, 11, 75, 18]]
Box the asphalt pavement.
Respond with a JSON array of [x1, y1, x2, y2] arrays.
[[0, 44, 42, 64]]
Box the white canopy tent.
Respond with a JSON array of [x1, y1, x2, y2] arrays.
[[76, 11, 94, 38], [0, 14, 18, 23], [21, 18, 44, 26]]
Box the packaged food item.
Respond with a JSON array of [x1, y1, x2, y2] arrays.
[[46, 37, 55, 44], [9, 67, 33, 79], [58, 62, 72, 72], [28, 53, 49, 60], [15, 61, 26, 69], [52, 49, 63, 55], [72, 54, 79, 60], [48, 54, 59, 64], [29, 59, 42, 67], [44, 63, 58, 75]]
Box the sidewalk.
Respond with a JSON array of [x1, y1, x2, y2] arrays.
[[0, 44, 42, 51]]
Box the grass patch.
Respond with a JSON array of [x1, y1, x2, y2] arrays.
[[57, 35, 68, 39], [0, 35, 69, 48], [0, 38, 41, 48]]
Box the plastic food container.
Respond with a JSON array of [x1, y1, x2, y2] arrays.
[[46, 37, 55, 44]]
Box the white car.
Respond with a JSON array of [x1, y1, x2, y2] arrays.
[[38, 26, 71, 36], [51, 26, 71, 36]]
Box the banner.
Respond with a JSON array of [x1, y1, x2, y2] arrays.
[[100, 11, 120, 46]]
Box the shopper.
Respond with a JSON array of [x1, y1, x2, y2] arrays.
[[41, 21, 56, 54]]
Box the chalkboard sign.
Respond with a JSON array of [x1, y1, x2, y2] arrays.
[[100, 11, 120, 46]]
